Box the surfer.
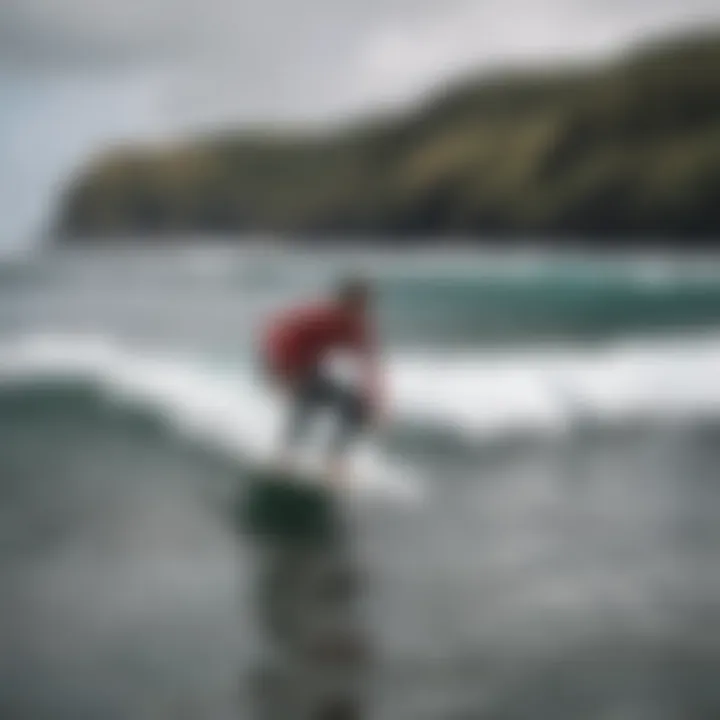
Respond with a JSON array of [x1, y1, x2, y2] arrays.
[[259, 277, 382, 486]]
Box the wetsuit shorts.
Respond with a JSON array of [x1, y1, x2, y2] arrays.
[[273, 366, 369, 454]]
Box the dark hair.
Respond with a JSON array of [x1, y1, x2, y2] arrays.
[[337, 276, 371, 304]]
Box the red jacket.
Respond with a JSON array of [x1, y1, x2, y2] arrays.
[[262, 302, 374, 381]]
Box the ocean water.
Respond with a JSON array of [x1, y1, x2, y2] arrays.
[[1, 244, 720, 719]]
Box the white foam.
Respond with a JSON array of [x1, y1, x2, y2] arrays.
[[387, 334, 720, 438], [3, 331, 720, 497], [0, 333, 423, 505]]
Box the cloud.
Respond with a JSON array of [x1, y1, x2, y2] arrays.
[[0, 0, 211, 72], [354, 0, 720, 106], [0, 0, 461, 131], [1, 0, 717, 123], [0, 0, 441, 75]]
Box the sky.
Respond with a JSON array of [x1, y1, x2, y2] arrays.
[[0, 0, 718, 250]]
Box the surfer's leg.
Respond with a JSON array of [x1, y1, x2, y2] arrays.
[[278, 375, 320, 470], [326, 386, 368, 486], [279, 370, 335, 474]]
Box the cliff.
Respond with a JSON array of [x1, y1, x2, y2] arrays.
[[58, 31, 720, 243]]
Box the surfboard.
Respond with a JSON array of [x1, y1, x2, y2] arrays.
[[249, 352, 423, 506], [247, 445, 423, 506]]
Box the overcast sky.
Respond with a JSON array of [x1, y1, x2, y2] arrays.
[[0, 0, 718, 249]]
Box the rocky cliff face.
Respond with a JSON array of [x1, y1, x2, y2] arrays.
[[58, 32, 720, 243]]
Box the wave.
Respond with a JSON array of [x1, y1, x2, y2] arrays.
[[2, 331, 720, 488], [388, 333, 720, 439], [0, 334, 422, 503]]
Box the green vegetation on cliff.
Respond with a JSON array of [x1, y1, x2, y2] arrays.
[[59, 31, 720, 242]]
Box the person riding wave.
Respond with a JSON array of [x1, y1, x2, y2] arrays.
[[259, 277, 382, 486]]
